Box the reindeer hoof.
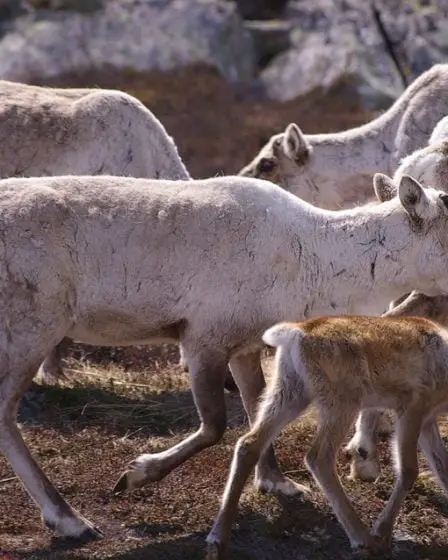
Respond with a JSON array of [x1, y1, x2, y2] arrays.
[[79, 525, 103, 542], [206, 538, 227, 560], [351, 534, 390, 558], [255, 473, 310, 496], [52, 524, 103, 546], [113, 472, 131, 494], [113, 459, 152, 493]]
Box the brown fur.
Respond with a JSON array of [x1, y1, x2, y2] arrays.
[[207, 315, 448, 557]]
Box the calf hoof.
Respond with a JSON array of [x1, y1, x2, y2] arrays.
[[371, 520, 393, 547], [206, 542, 225, 560], [206, 535, 228, 560], [352, 536, 389, 558], [254, 472, 310, 496], [348, 456, 381, 483]]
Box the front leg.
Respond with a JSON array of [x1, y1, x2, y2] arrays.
[[345, 409, 389, 482], [418, 413, 448, 497]]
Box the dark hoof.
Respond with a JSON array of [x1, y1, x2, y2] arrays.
[[206, 541, 226, 560], [224, 376, 239, 393], [352, 535, 390, 558], [52, 525, 103, 549], [80, 525, 103, 541], [113, 472, 129, 495]]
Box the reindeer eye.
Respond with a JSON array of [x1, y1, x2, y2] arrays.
[[258, 158, 275, 173], [440, 193, 448, 210]]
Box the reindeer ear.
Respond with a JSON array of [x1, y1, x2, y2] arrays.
[[398, 175, 429, 221], [282, 123, 310, 162], [373, 173, 397, 202]]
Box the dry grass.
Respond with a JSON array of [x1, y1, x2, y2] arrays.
[[1, 349, 448, 560]]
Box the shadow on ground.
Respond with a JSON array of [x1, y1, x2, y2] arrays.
[[21, 375, 246, 440], [4, 493, 448, 560]]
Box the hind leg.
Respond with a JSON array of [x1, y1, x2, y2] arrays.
[[115, 347, 229, 492], [418, 411, 448, 497], [305, 405, 382, 552], [372, 404, 424, 545], [229, 350, 308, 496], [206, 365, 311, 559]]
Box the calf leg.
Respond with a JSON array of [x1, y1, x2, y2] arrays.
[[115, 348, 229, 492], [229, 350, 308, 496], [418, 415, 448, 497], [345, 409, 387, 482], [306, 406, 382, 553], [206, 369, 310, 559], [372, 405, 423, 544]]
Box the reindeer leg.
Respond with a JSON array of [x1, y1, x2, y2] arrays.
[[115, 347, 229, 492]]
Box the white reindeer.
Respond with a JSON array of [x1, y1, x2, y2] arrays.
[[207, 315, 448, 558], [2, 173, 448, 539], [393, 116, 448, 191], [0, 80, 192, 384], [239, 64, 448, 209], [0, 80, 189, 181]]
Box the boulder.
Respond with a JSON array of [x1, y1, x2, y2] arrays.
[[259, 0, 448, 109], [259, 2, 404, 109], [244, 19, 292, 67], [371, 1, 448, 84], [0, 0, 256, 85]]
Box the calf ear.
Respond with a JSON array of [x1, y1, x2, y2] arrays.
[[373, 173, 397, 202], [398, 175, 429, 221], [282, 123, 310, 163]]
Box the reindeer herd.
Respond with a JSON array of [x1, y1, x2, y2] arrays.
[[2, 64, 448, 558]]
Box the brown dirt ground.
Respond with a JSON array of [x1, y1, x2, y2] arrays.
[[1, 66, 448, 559]]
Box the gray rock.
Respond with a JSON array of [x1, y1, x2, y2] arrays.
[[259, 3, 404, 109], [351, 1, 448, 86], [0, 0, 256, 85], [260, 0, 448, 109], [244, 19, 292, 67]]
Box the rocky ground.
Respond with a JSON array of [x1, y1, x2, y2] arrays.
[[1, 67, 448, 559]]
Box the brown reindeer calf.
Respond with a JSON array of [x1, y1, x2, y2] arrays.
[[206, 316, 448, 558]]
